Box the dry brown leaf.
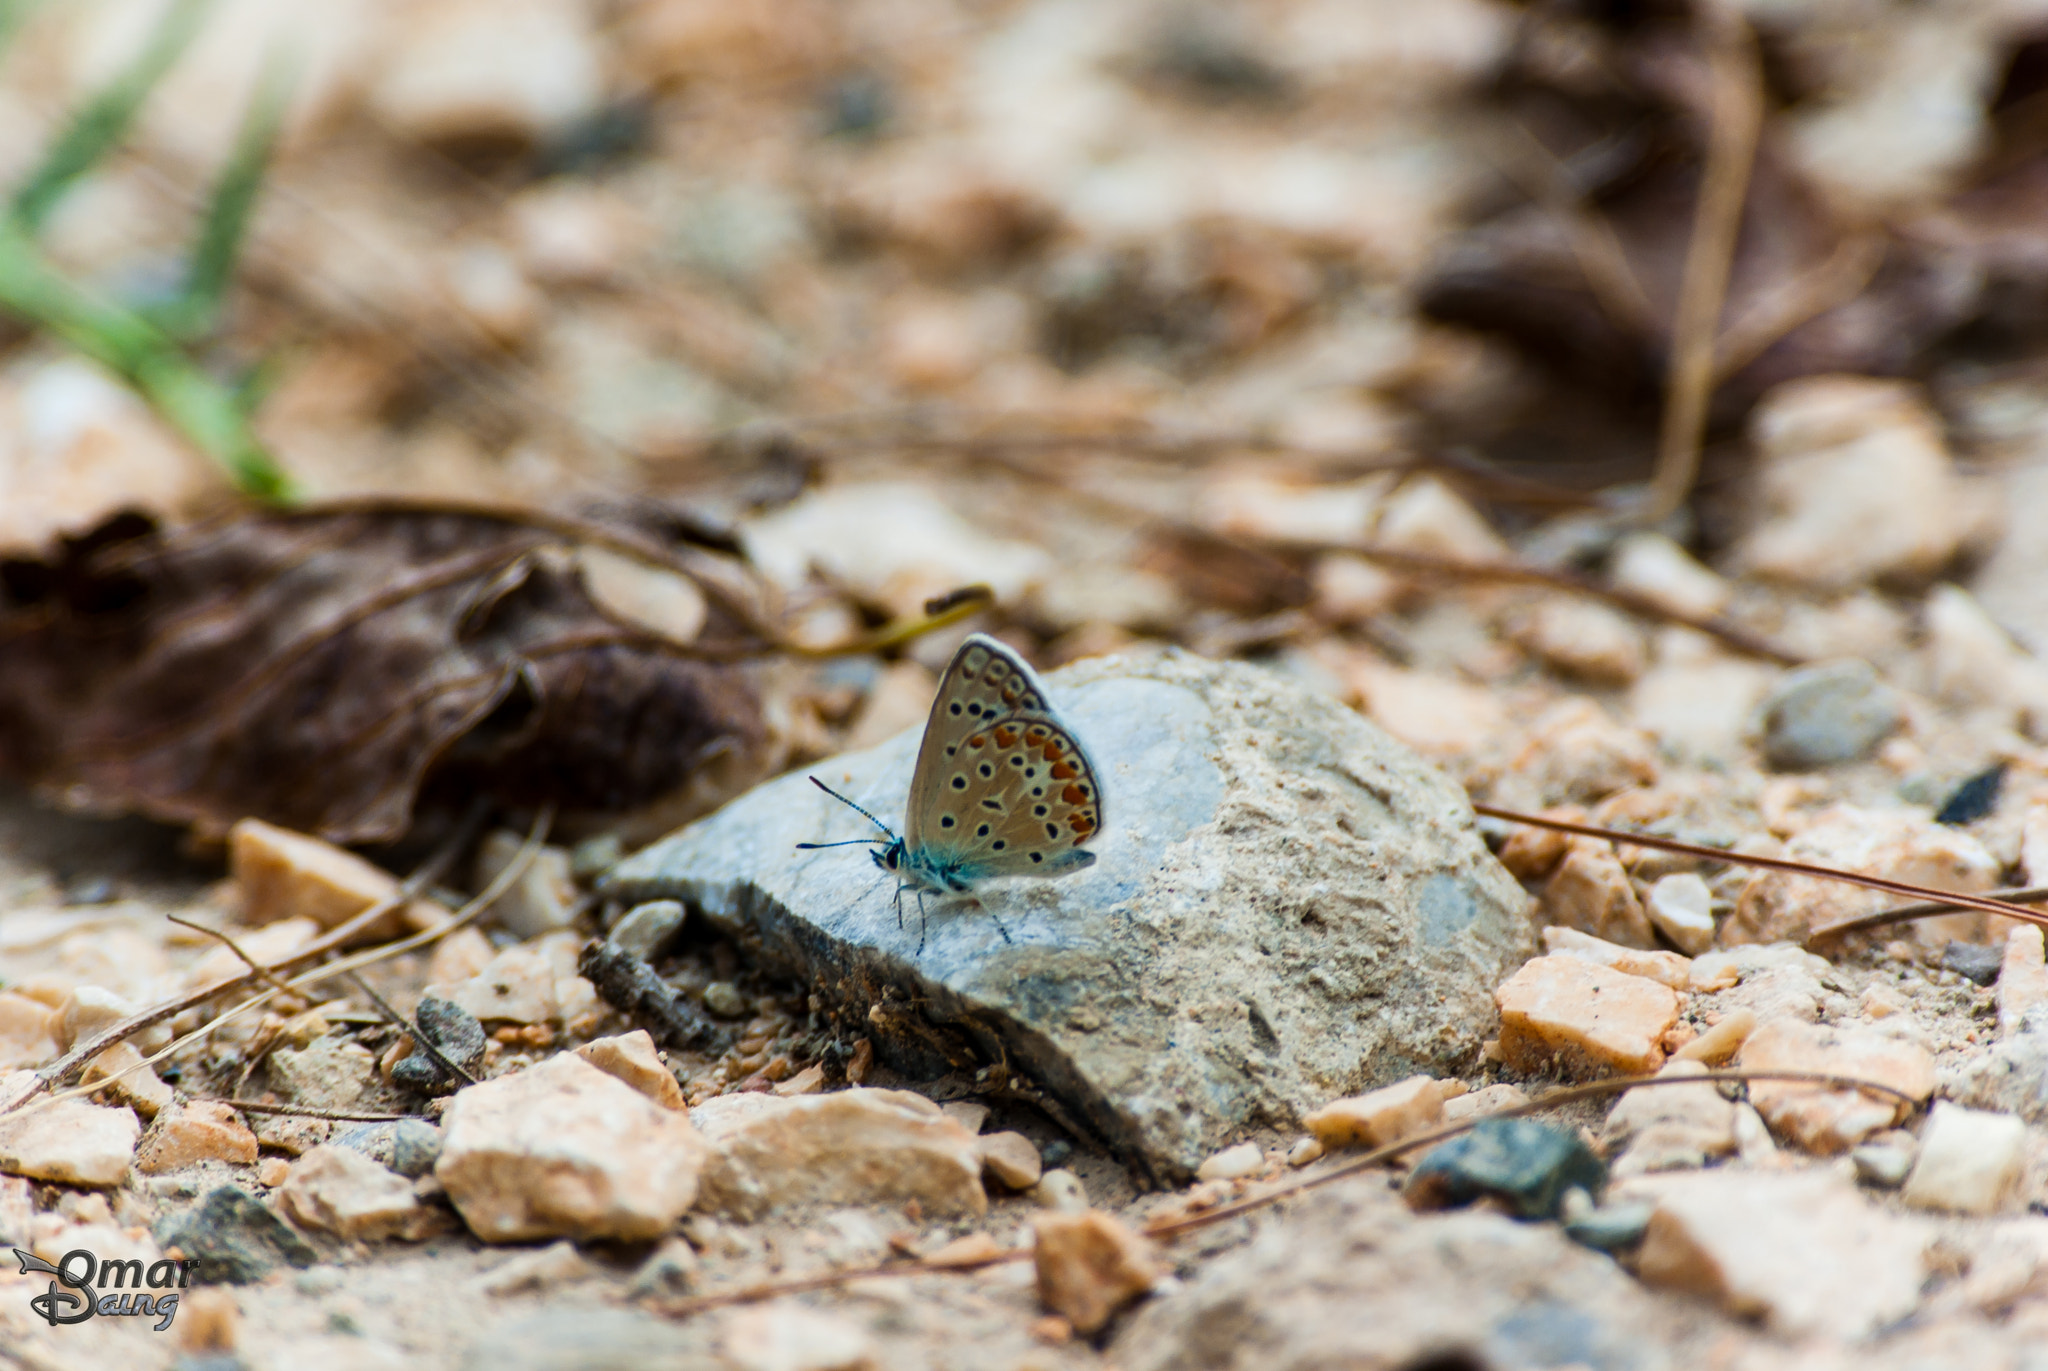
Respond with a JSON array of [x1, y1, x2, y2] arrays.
[[0, 503, 768, 844]]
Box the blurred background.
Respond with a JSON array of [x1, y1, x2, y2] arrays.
[[7, 0, 2048, 847]]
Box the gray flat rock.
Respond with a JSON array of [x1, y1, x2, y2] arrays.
[[604, 646, 1531, 1181]]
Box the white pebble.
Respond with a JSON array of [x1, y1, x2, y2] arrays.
[[1195, 1142, 1265, 1182], [1646, 874, 1717, 956], [1901, 1103, 2026, 1215]]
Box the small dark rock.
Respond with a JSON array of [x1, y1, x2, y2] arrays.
[[334, 1118, 443, 1179], [1936, 763, 2008, 826], [1405, 1119, 1607, 1221], [821, 73, 890, 140], [1042, 1139, 1074, 1168], [390, 996, 487, 1095], [153, 1186, 318, 1284], [1943, 940, 2004, 986]]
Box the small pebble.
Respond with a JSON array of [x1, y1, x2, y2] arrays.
[[474, 1240, 597, 1295], [1033, 1169, 1089, 1214], [1673, 1008, 1756, 1065], [980, 1131, 1044, 1190], [702, 982, 749, 1019], [1304, 1076, 1446, 1149], [1032, 1209, 1159, 1335], [1851, 1143, 1916, 1190], [1942, 940, 2004, 987], [609, 900, 686, 961], [1285, 1136, 1324, 1167], [1758, 660, 1902, 770], [1195, 1141, 1264, 1181], [1901, 1102, 2026, 1214], [1645, 874, 1717, 956]]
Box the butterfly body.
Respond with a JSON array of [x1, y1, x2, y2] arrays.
[[800, 634, 1105, 948]]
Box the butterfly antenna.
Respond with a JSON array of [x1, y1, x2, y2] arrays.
[[803, 776, 899, 839], [986, 905, 1014, 945]]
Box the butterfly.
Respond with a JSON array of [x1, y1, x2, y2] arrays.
[[798, 633, 1105, 951]]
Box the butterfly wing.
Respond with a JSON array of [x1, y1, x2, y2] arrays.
[[904, 634, 1104, 882], [905, 634, 1063, 848], [909, 714, 1103, 881]]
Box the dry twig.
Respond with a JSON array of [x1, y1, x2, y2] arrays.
[[9, 806, 548, 1119], [1645, 0, 1763, 524], [1472, 802, 2048, 931]]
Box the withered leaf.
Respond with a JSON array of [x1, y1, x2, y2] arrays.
[[1418, 11, 1984, 429], [0, 503, 768, 845]]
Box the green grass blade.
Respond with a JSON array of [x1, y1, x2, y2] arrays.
[[0, 218, 297, 501], [11, 0, 211, 233], [159, 51, 290, 339]]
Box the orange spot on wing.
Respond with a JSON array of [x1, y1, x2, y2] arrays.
[[1062, 784, 1085, 805], [1050, 761, 1076, 779], [994, 726, 1018, 747]]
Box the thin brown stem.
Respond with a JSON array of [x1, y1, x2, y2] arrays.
[[1806, 884, 2048, 947], [1473, 802, 2048, 930], [1339, 542, 1800, 664], [1645, 0, 1763, 525], [346, 969, 477, 1087], [208, 1099, 428, 1123]]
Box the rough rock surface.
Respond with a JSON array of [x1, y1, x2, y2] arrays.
[[280, 1143, 434, 1241], [689, 1086, 986, 1220], [0, 1094, 139, 1187], [436, 1053, 709, 1242], [605, 647, 1532, 1179], [1629, 1169, 1928, 1339], [1115, 1180, 1720, 1370]]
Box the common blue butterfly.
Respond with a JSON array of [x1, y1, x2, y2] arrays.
[[799, 633, 1105, 950]]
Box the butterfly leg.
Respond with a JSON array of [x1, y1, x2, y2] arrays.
[[916, 889, 932, 957]]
